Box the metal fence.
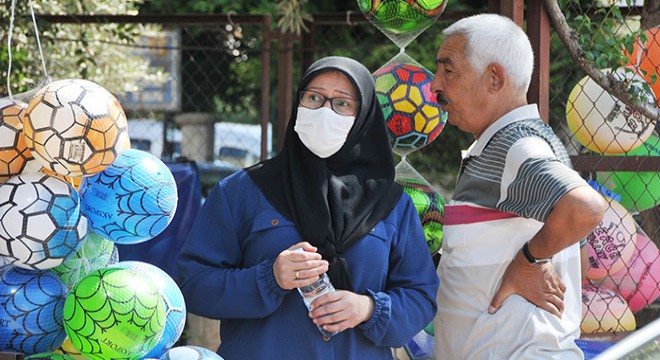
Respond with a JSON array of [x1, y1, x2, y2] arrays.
[[34, 7, 660, 343]]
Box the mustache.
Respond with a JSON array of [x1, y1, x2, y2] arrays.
[[435, 92, 450, 106]]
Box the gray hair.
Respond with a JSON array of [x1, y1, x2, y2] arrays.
[[443, 13, 534, 95]]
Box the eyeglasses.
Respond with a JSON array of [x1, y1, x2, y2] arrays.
[[299, 89, 359, 116]]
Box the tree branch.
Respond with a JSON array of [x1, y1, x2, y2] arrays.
[[544, 0, 660, 121]]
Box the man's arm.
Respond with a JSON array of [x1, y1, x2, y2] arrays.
[[489, 185, 607, 317]]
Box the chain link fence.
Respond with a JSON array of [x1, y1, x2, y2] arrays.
[[25, 5, 660, 348]]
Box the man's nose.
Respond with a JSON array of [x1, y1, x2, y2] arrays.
[[430, 74, 444, 93]]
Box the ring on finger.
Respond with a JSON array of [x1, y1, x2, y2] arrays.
[[295, 271, 300, 279]]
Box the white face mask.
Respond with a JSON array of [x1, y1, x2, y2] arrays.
[[294, 106, 355, 158]]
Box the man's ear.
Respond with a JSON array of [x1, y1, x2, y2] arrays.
[[487, 63, 506, 93]]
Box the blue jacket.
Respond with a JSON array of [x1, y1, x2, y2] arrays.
[[177, 170, 439, 360]]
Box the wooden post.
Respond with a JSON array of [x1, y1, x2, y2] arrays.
[[276, 31, 296, 152], [527, 0, 551, 122], [489, 0, 525, 26]]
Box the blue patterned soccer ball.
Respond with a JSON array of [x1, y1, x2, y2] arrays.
[[112, 261, 186, 359], [0, 265, 68, 355], [160, 346, 224, 360], [79, 149, 177, 244], [0, 174, 87, 269]]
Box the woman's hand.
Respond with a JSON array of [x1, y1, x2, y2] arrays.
[[273, 242, 329, 290], [307, 290, 375, 333]]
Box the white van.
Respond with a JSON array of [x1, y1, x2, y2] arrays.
[[127, 119, 181, 159], [127, 119, 272, 166], [214, 122, 272, 167]]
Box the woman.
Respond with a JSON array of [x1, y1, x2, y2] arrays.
[[177, 56, 438, 359]]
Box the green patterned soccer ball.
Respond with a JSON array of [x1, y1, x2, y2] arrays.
[[396, 178, 445, 253], [63, 267, 166, 360], [51, 231, 118, 288], [358, 0, 447, 35]]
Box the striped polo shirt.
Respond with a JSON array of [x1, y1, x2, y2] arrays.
[[452, 104, 587, 222]]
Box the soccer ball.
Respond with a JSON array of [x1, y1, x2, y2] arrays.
[[79, 149, 178, 244], [24, 79, 130, 177], [0, 98, 35, 182], [396, 177, 445, 254], [40, 168, 83, 190], [63, 267, 166, 360], [0, 265, 68, 355], [53, 337, 87, 359], [111, 261, 186, 359], [596, 134, 660, 212], [374, 60, 447, 156], [51, 231, 118, 288], [581, 284, 636, 334], [585, 198, 637, 281], [161, 346, 225, 360], [0, 174, 87, 270], [566, 67, 656, 154], [358, 0, 447, 35], [624, 27, 660, 104]]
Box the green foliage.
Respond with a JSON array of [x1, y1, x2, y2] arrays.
[[277, 0, 313, 35], [0, 0, 163, 97], [562, 0, 656, 111], [139, 0, 278, 15]]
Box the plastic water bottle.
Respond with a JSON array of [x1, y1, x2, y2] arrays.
[[294, 248, 339, 337]]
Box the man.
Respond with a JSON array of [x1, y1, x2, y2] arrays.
[[431, 14, 607, 359]]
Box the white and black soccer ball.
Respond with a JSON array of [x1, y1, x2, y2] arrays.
[[0, 174, 86, 269]]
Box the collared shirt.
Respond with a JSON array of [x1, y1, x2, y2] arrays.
[[434, 104, 588, 360], [453, 104, 586, 222]]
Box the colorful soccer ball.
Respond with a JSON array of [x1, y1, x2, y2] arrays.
[[160, 346, 225, 360], [111, 261, 186, 359], [396, 177, 445, 254], [79, 149, 178, 244], [0, 265, 68, 355], [566, 67, 656, 154], [24, 79, 130, 177], [0, 99, 35, 182], [358, 0, 447, 35], [0, 174, 87, 269], [51, 231, 118, 288], [63, 267, 166, 360], [374, 61, 447, 155]]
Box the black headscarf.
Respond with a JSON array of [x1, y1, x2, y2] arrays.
[[247, 56, 402, 291]]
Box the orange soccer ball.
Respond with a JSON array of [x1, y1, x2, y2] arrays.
[[24, 79, 130, 177], [625, 26, 660, 104], [0, 98, 35, 182]]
